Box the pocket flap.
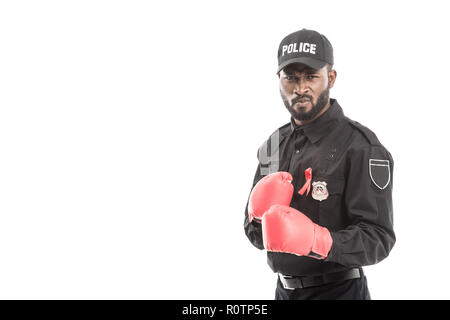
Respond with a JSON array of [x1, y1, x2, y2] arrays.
[[313, 177, 345, 195]]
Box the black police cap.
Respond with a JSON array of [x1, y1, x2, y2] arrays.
[[277, 28, 334, 73]]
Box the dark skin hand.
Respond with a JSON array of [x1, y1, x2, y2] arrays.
[[278, 63, 337, 126]]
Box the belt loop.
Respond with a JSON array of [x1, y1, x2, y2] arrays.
[[278, 273, 296, 290]]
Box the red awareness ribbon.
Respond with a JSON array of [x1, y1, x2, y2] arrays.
[[298, 167, 312, 196]]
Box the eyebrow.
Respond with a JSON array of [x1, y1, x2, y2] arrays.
[[283, 67, 318, 75]]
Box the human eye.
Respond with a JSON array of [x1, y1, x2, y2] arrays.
[[284, 75, 296, 81], [306, 74, 318, 80]]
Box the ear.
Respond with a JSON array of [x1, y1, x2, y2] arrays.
[[328, 69, 337, 88]]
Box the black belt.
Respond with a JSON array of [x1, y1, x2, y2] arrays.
[[278, 268, 363, 290]]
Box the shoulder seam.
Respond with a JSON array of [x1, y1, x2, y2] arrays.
[[346, 118, 381, 146]]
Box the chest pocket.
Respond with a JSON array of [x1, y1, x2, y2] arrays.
[[316, 177, 346, 230]]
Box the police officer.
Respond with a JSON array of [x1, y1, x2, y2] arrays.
[[243, 29, 395, 300]]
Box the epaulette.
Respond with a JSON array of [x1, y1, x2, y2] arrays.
[[346, 118, 382, 146]]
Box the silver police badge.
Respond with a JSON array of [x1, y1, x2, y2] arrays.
[[312, 181, 329, 201]]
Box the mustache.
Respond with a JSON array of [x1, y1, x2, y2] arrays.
[[291, 95, 313, 105]]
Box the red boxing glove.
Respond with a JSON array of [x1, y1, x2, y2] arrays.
[[262, 204, 333, 259], [248, 172, 294, 223]]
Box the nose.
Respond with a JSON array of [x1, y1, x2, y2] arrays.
[[293, 79, 309, 95]]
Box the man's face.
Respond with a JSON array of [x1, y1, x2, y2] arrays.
[[279, 63, 335, 122]]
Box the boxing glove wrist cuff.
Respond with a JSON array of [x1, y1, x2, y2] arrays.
[[309, 224, 333, 259], [251, 217, 262, 224]]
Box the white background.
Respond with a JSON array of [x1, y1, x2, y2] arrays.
[[0, 0, 449, 300]]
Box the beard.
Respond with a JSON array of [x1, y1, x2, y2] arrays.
[[281, 85, 330, 122]]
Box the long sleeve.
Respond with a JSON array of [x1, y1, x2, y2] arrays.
[[325, 145, 396, 267], [243, 163, 265, 250]]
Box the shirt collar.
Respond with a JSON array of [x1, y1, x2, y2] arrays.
[[289, 98, 344, 144]]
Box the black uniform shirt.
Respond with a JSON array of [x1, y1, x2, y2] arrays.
[[244, 98, 395, 276]]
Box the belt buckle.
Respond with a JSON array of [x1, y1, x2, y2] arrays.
[[279, 273, 296, 290]]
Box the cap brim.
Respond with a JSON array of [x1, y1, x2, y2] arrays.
[[277, 57, 327, 73]]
